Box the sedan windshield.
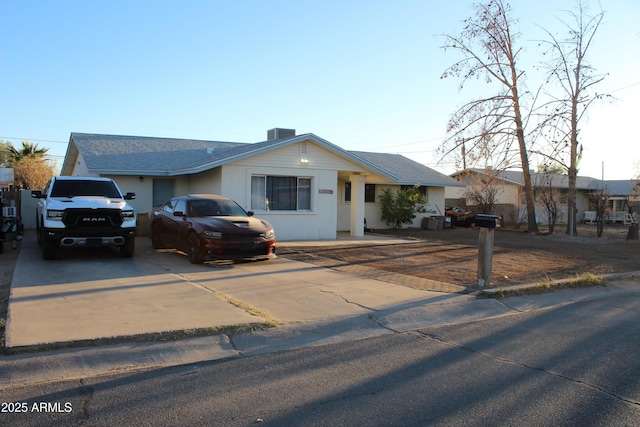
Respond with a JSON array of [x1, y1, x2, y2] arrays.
[[187, 199, 247, 217]]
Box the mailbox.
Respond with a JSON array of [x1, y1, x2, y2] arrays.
[[474, 214, 498, 229]]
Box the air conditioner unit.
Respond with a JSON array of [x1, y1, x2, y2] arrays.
[[2, 206, 17, 217]]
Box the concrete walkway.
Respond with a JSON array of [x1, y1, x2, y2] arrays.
[[2, 232, 640, 389]]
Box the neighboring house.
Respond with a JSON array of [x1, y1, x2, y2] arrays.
[[598, 180, 640, 223], [59, 129, 461, 241], [447, 168, 639, 226]]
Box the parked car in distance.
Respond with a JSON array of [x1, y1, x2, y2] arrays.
[[151, 194, 276, 263]]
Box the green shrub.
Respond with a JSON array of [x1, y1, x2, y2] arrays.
[[379, 186, 427, 229]]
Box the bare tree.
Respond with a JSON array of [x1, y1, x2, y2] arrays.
[[440, 0, 538, 232], [534, 171, 562, 233], [588, 185, 610, 238], [460, 168, 502, 215], [535, 1, 608, 236]]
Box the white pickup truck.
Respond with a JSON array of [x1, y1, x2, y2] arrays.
[[31, 176, 137, 259]]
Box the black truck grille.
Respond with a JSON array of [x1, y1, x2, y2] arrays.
[[62, 209, 123, 228]]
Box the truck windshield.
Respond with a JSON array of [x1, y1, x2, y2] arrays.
[[51, 180, 122, 198]]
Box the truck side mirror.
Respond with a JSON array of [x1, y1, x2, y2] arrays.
[[124, 192, 136, 200], [31, 190, 45, 199]]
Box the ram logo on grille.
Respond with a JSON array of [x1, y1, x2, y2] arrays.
[[83, 217, 108, 222]]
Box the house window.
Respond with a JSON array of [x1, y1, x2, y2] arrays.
[[344, 182, 376, 203], [297, 177, 311, 210], [401, 185, 429, 203], [251, 175, 312, 211], [365, 184, 376, 203]]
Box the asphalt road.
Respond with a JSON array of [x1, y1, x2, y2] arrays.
[[1, 289, 639, 426]]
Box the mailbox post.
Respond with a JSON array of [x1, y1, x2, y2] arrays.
[[475, 214, 498, 287]]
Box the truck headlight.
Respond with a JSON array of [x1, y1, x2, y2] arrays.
[[46, 210, 64, 221], [122, 210, 135, 221]]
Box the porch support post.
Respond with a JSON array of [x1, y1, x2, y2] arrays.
[[349, 174, 366, 237]]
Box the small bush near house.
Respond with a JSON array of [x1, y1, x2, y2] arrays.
[[379, 186, 427, 229]]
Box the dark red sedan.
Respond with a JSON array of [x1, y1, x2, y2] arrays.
[[151, 194, 276, 263]]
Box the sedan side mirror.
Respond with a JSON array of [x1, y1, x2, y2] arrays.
[[247, 211, 255, 217]]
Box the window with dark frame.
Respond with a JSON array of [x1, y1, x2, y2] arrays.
[[400, 185, 429, 203], [251, 175, 312, 211], [344, 182, 376, 203]]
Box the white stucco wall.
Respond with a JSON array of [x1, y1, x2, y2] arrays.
[[337, 182, 447, 230], [68, 152, 92, 176], [188, 168, 222, 195], [220, 163, 339, 241]]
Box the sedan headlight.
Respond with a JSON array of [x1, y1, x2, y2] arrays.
[[46, 210, 64, 221], [262, 230, 275, 240], [202, 230, 223, 240]]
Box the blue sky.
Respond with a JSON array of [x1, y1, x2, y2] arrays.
[[2, 0, 639, 180]]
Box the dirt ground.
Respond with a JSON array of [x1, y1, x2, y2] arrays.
[[280, 224, 640, 288], [0, 240, 20, 348]]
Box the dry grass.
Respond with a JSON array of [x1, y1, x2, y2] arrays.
[[489, 272, 606, 298]]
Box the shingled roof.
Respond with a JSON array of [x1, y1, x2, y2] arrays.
[[350, 151, 461, 187], [63, 132, 460, 187], [65, 133, 243, 175], [455, 168, 638, 195]]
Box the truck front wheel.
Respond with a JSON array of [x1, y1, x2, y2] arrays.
[[120, 237, 135, 257], [41, 229, 57, 260]]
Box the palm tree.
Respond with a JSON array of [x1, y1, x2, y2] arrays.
[[7, 141, 49, 164], [0, 141, 13, 167]]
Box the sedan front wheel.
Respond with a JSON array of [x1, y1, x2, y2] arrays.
[[151, 222, 165, 249], [187, 232, 204, 264]]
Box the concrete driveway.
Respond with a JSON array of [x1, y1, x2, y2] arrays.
[[6, 233, 457, 349], [7, 232, 637, 390]]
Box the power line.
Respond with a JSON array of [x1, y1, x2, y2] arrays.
[[608, 81, 640, 94], [0, 136, 68, 144]]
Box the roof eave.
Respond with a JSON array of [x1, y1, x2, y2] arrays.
[[178, 133, 401, 180], [396, 180, 465, 188], [60, 135, 79, 175], [88, 169, 176, 177]]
